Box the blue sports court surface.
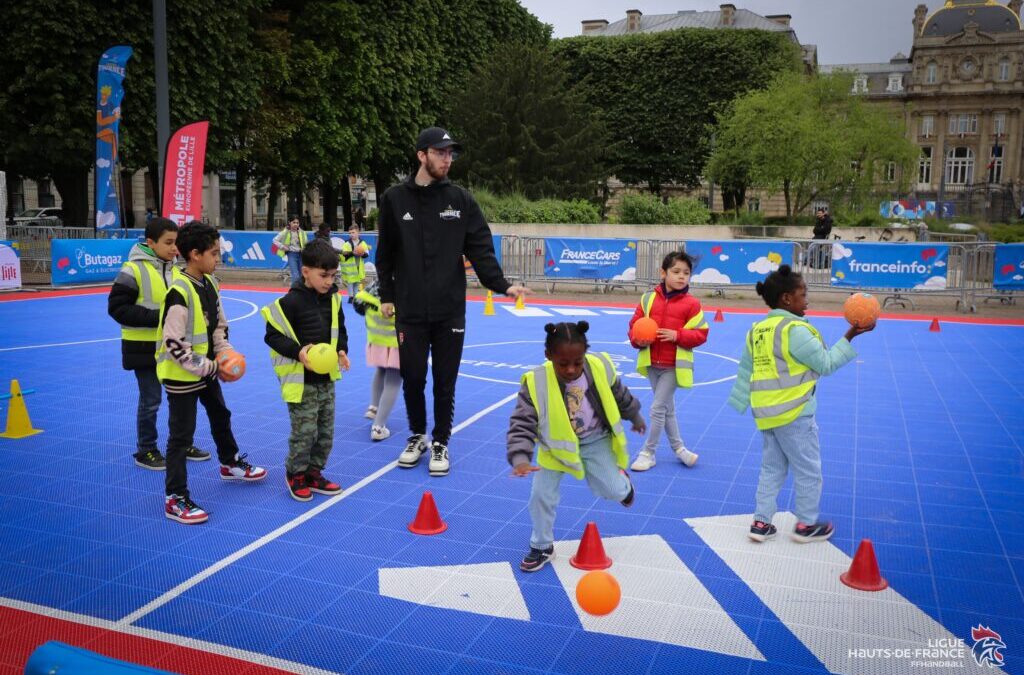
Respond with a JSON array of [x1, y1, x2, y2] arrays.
[[0, 286, 1021, 674]]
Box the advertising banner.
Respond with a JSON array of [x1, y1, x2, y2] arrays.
[[878, 200, 958, 220], [95, 45, 133, 230], [161, 121, 209, 226], [993, 243, 1024, 290], [0, 241, 21, 290], [51, 239, 135, 285], [829, 242, 949, 289], [686, 240, 792, 286], [543, 238, 636, 280]]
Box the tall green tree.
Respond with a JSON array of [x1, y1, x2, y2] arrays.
[[448, 45, 610, 200], [707, 71, 919, 221], [553, 28, 801, 195]]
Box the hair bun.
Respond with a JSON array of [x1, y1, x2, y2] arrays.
[[778, 264, 792, 275], [544, 323, 557, 334], [755, 281, 766, 297], [576, 320, 590, 334]]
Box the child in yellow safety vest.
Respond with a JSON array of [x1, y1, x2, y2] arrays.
[[507, 321, 647, 572], [728, 265, 873, 544], [352, 281, 401, 442], [340, 225, 371, 302]]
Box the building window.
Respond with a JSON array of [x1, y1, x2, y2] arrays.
[[8, 177, 25, 214], [852, 75, 869, 94], [255, 192, 268, 216], [919, 147, 932, 185], [747, 198, 761, 213], [884, 161, 897, 183], [37, 179, 55, 208], [926, 62, 938, 84], [948, 113, 978, 135], [999, 58, 1011, 82], [988, 145, 1004, 183], [946, 147, 974, 185], [993, 112, 1006, 136], [921, 115, 934, 137], [886, 74, 903, 92]]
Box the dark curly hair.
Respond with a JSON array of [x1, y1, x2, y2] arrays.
[[755, 264, 804, 309], [176, 221, 219, 261], [544, 321, 590, 353]]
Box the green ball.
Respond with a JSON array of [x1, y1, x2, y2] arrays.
[[307, 343, 336, 374]]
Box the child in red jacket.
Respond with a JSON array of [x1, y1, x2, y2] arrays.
[[628, 251, 709, 471]]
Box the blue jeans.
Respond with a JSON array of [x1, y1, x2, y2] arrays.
[[639, 366, 683, 455], [754, 415, 822, 525], [528, 434, 630, 550], [286, 252, 302, 285], [133, 367, 162, 452]]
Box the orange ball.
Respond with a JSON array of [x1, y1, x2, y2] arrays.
[[843, 292, 881, 328], [631, 317, 659, 343], [217, 350, 246, 382], [576, 570, 621, 616]]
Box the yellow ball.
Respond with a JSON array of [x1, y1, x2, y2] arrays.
[[306, 343, 336, 374]]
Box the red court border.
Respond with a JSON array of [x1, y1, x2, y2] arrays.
[[2, 283, 1022, 325]]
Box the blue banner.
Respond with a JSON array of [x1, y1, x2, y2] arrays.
[[994, 244, 1024, 290], [543, 238, 636, 280], [829, 242, 949, 289], [686, 240, 792, 285], [878, 200, 955, 220], [95, 46, 133, 230], [51, 239, 135, 285]]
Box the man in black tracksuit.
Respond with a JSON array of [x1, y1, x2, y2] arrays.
[[375, 126, 528, 477]]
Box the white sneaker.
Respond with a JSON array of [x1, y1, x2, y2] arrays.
[[675, 446, 698, 467], [364, 405, 378, 420], [397, 434, 428, 468], [428, 442, 450, 477], [630, 451, 656, 471], [370, 425, 391, 442]]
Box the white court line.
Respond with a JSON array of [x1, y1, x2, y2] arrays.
[[0, 296, 258, 352], [118, 391, 519, 626], [0, 597, 338, 675]]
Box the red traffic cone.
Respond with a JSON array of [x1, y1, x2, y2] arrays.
[[570, 522, 613, 570], [929, 318, 941, 332], [408, 491, 447, 535], [840, 539, 888, 592], [713, 309, 724, 322]]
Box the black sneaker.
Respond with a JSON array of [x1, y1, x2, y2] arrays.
[[185, 446, 211, 462], [135, 449, 166, 471], [620, 470, 635, 507], [791, 521, 834, 544], [748, 520, 777, 543], [520, 546, 555, 572]]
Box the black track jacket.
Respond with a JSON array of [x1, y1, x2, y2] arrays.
[[375, 175, 510, 323]]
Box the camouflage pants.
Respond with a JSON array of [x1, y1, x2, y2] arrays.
[[286, 382, 335, 474]]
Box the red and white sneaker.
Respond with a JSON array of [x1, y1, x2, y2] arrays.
[[305, 469, 342, 496], [220, 453, 267, 482], [165, 494, 208, 524]]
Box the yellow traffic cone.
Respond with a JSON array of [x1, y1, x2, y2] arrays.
[[484, 291, 496, 316], [0, 380, 42, 439], [515, 293, 525, 310]]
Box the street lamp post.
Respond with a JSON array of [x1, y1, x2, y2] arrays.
[[153, 0, 170, 212]]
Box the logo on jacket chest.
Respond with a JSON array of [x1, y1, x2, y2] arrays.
[[439, 205, 461, 221]]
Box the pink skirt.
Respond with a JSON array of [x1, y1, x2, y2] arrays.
[[366, 342, 400, 369]]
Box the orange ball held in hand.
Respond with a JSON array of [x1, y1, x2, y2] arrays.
[[843, 292, 881, 328], [576, 570, 622, 616], [631, 317, 659, 343], [217, 350, 246, 382]]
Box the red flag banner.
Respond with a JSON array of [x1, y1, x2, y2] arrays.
[[161, 120, 209, 226]]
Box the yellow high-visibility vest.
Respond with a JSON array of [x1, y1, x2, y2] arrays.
[[119, 260, 168, 342], [355, 290, 397, 348], [155, 268, 215, 383], [523, 352, 628, 479], [260, 294, 341, 403], [340, 240, 371, 283], [748, 315, 823, 430], [635, 291, 706, 387], [275, 229, 308, 258]]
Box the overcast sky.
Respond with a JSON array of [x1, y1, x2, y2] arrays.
[[517, 0, 935, 65]]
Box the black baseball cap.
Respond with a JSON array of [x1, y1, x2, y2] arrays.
[[416, 126, 462, 152]]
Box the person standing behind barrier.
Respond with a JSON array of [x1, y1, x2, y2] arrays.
[[274, 215, 307, 285], [627, 251, 707, 472], [375, 126, 529, 477], [728, 265, 872, 544], [340, 225, 371, 303], [811, 208, 833, 269], [107, 217, 211, 470]]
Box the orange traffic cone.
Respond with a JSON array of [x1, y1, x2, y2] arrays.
[[840, 539, 888, 591], [570, 522, 613, 570], [929, 318, 941, 332], [713, 309, 724, 322], [408, 491, 448, 535]]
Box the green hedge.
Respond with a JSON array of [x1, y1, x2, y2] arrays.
[[473, 189, 601, 224], [613, 194, 711, 225]]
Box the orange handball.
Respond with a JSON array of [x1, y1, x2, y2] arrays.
[[576, 570, 621, 616], [843, 292, 881, 328], [631, 317, 659, 343], [217, 350, 246, 382]]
